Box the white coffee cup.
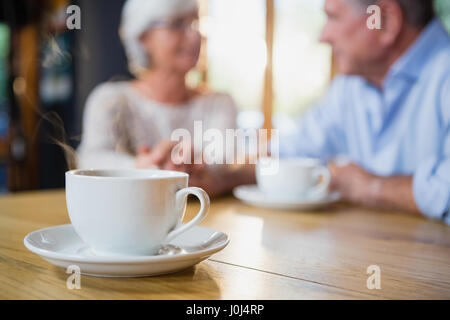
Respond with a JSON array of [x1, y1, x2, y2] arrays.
[[65, 169, 210, 256], [256, 157, 330, 200]]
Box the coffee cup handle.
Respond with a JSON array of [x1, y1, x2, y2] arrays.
[[164, 187, 210, 243], [309, 167, 331, 198]]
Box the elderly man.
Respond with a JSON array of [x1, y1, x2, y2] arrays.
[[145, 0, 450, 223], [276, 0, 450, 223]]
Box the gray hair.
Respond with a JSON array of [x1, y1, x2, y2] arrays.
[[120, 0, 198, 76], [352, 0, 435, 28]]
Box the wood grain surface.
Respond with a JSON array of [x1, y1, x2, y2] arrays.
[[1, 190, 449, 299]]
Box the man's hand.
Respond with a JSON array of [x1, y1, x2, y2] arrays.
[[189, 164, 257, 198], [329, 161, 421, 215], [188, 166, 229, 198], [329, 162, 380, 206]]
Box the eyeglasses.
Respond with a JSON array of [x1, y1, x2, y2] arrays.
[[150, 17, 200, 33]]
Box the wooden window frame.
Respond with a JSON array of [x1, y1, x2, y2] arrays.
[[199, 0, 333, 132]]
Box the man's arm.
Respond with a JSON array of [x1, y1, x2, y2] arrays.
[[409, 74, 450, 222], [370, 176, 421, 215]]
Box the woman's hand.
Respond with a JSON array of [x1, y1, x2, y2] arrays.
[[136, 141, 201, 174], [136, 141, 176, 169]]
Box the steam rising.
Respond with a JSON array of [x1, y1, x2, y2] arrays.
[[33, 26, 79, 171], [37, 111, 78, 171]]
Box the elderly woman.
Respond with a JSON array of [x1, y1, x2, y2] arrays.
[[77, 0, 237, 181]]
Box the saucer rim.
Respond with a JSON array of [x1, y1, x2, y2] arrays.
[[24, 224, 229, 264], [233, 184, 341, 205]]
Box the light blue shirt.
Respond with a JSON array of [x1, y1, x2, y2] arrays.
[[279, 19, 450, 224]]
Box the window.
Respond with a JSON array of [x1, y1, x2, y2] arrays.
[[206, 0, 266, 116], [201, 0, 330, 130], [273, 0, 330, 116]]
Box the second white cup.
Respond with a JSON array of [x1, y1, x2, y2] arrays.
[[256, 157, 330, 200]]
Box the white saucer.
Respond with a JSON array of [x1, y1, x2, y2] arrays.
[[24, 224, 229, 277], [233, 185, 341, 210]]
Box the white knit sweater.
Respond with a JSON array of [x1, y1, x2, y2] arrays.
[[77, 81, 237, 169]]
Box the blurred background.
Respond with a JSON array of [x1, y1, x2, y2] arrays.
[[0, 0, 449, 193]]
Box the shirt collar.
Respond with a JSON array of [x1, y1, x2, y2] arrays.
[[386, 18, 449, 82]]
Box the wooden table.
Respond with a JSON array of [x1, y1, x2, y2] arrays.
[[1, 190, 449, 300]]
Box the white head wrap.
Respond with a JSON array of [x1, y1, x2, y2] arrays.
[[120, 0, 198, 75]]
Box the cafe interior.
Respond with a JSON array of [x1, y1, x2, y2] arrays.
[[0, 0, 449, 300], [0, 0, 449, 192]]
